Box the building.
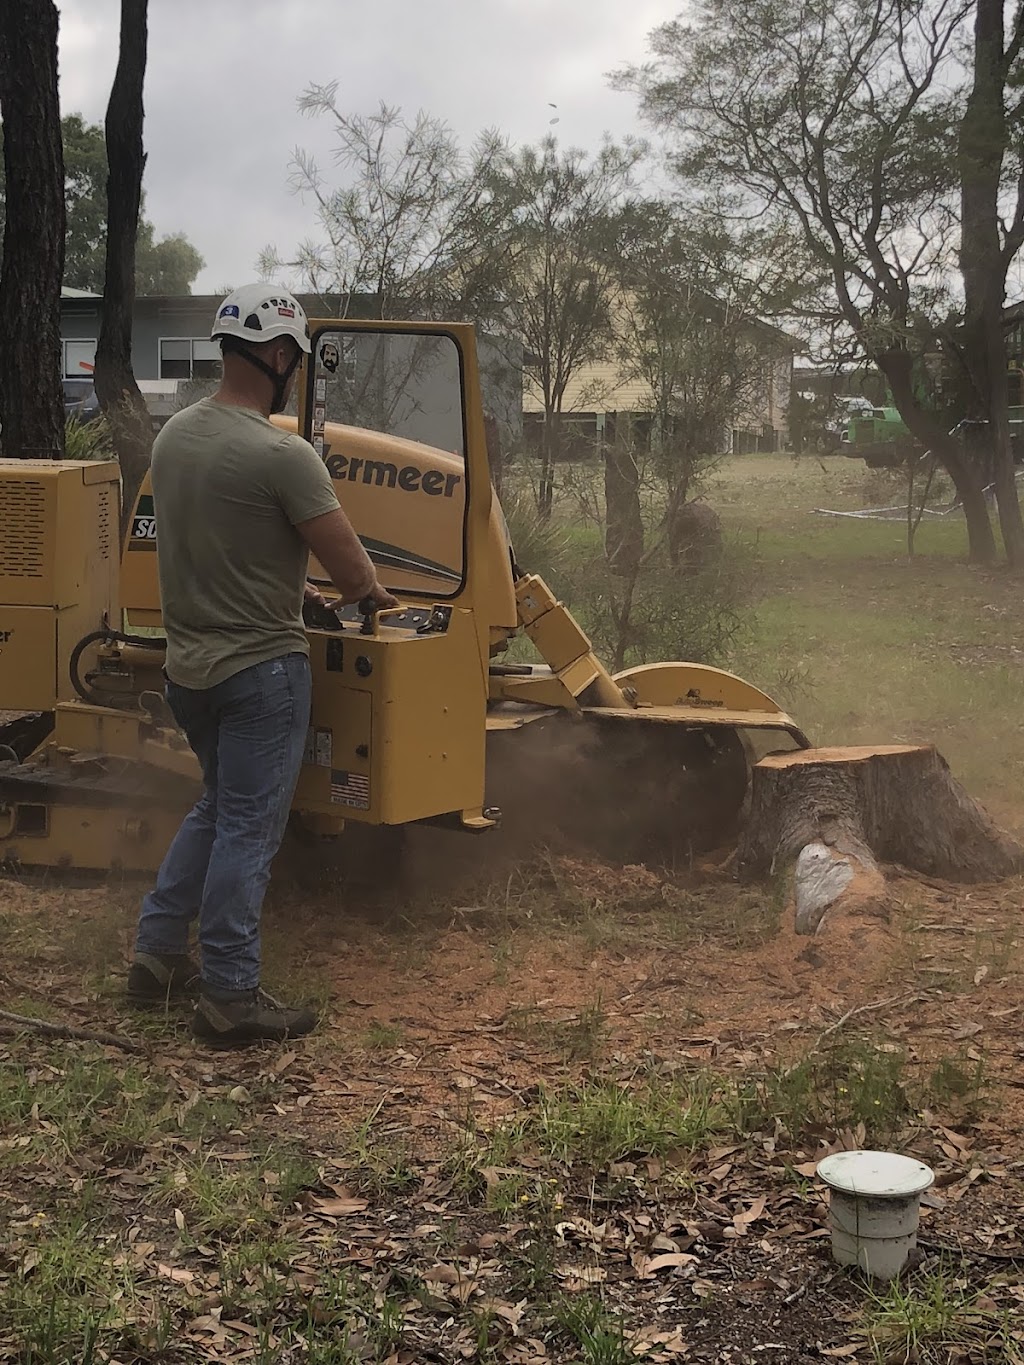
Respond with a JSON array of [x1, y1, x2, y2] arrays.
[[58, 289, 522, 448], [520, 309, 800, 457]]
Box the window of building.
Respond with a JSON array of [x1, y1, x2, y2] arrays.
[[63, 339, 97, 378], [159, 338, 222, 380]]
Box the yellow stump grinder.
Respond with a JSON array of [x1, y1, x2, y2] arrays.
[[0, 321, 808, 874]]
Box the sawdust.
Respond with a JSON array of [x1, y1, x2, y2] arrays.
[[2, 854, 1022, 1143]]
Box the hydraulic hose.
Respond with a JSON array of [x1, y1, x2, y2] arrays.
[[69, 628, 167, 707]]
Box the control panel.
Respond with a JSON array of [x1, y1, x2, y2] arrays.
[[302, 596, 452, 637], [294, 598, 486, 828]]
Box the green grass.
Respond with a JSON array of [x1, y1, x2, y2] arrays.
[[522, 450, 1024, 823], [360, 1019, 406, 1050], [549, 1294, 631, 1365], [159, 1147, 318, 1237], [709, 452, 1024, 819], [0, 1049, 243, 1166], [865, 1264, 1023, 1364], [446, 1075, 728, 1191], [737, 1036, 912, 1145]]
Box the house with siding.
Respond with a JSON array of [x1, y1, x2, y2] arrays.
[[521, 312, 800, 458]]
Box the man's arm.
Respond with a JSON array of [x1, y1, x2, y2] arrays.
[[296, 508, 397, 607]]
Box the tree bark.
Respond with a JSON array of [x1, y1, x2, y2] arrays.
[[538, 409, 558, 518], [484, 412, 503, 496], [959, 0, 1024, 568], [736, 745, 1023, 933], [0, 0, 65, 460], [94, 0, 153, 545], [878, 348, 997, 565], [604, 437, 643, 574]]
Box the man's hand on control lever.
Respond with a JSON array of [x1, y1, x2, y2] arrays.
[[297, 509, 398, 612], [363, 580, 400, 612]]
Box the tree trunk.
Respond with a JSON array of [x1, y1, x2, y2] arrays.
[[736, 745, 1023, 933], [484, 413, 503, 497], [0, 0, 65, 460], [604, 437, 643, 574], [879, 348, 998, 564], [93, 0, 153, 545], [538, 409, 558, 519], [959, 0, 1024, 567]]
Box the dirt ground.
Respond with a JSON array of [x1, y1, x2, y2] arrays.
[[2, 847, 1023, 1363]]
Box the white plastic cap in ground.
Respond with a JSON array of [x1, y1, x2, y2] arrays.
[[817, 1150, 934, 1198]]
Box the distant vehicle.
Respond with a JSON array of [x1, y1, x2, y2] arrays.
[[840, 405, 914, 468], [62, 378, 101, 423], [840, 403, 1024, 468]]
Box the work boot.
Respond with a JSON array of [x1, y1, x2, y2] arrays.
[[192, 986, 317, 1048], [126, 951, 201, 1006]]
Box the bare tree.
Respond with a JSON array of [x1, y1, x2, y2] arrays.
[[260, 95, 506, 320], [613, 205, 795, 565], [93, 0, 153, 542], [481, 136, 644, 517], [620, 0, 1005, 565], [0, 0, 65, 459]]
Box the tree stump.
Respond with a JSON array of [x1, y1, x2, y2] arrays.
[[735, 745, 1023, 934]]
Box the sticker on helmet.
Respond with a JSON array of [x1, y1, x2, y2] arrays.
[[219, 304, 240, 319], [278, 306, 295, 318]]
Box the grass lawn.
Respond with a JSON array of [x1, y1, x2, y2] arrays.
[[715, 454, 1024, 830]]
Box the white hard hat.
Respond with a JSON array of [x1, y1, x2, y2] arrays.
[[211, 284, 311, 353]]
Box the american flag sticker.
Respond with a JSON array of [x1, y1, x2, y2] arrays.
[[330, 769, 370, 810]]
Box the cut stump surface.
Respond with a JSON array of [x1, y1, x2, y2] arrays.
[[735, 744, 1022, 934]]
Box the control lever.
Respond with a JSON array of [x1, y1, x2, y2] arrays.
[[302, 596, 344, 631], [358, 597, 406, 637]]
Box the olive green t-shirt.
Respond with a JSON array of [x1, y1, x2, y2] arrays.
[[152, 398, 340, 690]]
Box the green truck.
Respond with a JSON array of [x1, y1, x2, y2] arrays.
[[841, 404, 1024, 467]]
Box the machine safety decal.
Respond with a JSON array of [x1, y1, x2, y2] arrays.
[[131, 494, 157, 545], [303, 726, 333, 768], [330, 769, 370, 810]]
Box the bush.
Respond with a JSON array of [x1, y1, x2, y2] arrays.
[[63, 415, 115, 461], [550, 537, 751, 670], [501, 487, 572, 582]]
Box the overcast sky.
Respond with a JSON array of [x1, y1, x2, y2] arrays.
[[55, 0, 681, 296]]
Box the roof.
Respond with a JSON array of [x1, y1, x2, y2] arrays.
[[60, 286, 101, 299]]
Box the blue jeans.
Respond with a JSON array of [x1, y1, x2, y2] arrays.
[[134, 653, 311, 991]]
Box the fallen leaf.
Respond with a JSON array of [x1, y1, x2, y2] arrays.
[[636, 1251, 699, 1278], [157, 1262, 194, 1283], [733, 1194, 768, 1232], [227, 1085, 250, 1102], [309, 1195, 369, 1216], [423, 1263, 463, 1286], [974, 966, 990, 986], [173, 1208, 186, 1231], [556, 1265, 607, 1285], [820, 1345, 861, 1358]]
